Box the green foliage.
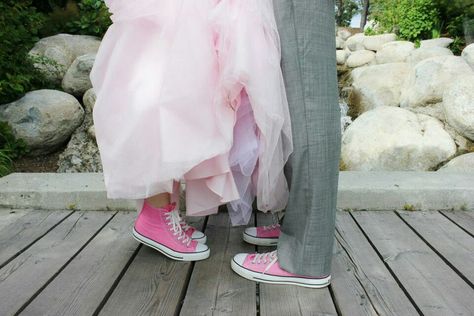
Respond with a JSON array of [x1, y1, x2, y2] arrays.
[[0, 121, 30, 177], [370, 0, 440, 41], [369, 0, 473, 53], [336, 0, 360, 27], [0, 0, 57, 104], [38, 0, 111, 37]]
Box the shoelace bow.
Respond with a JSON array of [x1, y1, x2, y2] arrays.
[[164, 203, 192, 246], [251, 250, 279, 274]]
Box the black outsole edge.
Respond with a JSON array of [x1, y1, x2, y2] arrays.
[[132, 227, 209, 260]]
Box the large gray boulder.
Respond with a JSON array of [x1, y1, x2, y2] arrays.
[[346, 50, 376, 68], [350, 63, 410, 112], [420, 37, 454, 49], [346, 33, 366, 51], [438, 153, 474, 172], [341, 106, 456, 171], [407, 46, 453, 66], [376, 41, 415, 64], [462, 43, 474, 70], [363, 33, 397, 51], [0, 89, 84, 155], [62, 53, 96, 97], [400, 56, 474, 108], [443, 75, 474, 141], [28, 34, 101, 84]]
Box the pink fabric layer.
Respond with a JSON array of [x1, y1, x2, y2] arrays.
[[91, 0, 293, 225]]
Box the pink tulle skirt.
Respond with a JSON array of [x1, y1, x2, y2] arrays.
[[90, 0, 293, 225]]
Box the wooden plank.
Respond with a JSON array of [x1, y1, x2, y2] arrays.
[[334, 211, 419, 316], [180, 209, 257, 316], [0, 210, 113, 316], [397, 210, 474, 285], [440, 210, 474, 236], [0, 208, 72, 266], [352, 210, 474, 315], [20, 211, 139, 316], [98, 216, 206, 316], [257, 212, 338, 316]]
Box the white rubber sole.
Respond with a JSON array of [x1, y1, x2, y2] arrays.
[[192, 234, 207, 244], [132, 227, 210, 261], [243, 232, 279, 246], [231, 258, 331, 288]]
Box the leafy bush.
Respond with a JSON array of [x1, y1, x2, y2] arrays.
[[370, 0, 440, 41], [0, 121, 29, 177], [37, 0, 111, 38], [0, 1, 57, 104]]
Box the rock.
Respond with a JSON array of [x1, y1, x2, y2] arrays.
[[438, 153, 474, 172], [337, 28, 352, 41], [341, 106, 456, 170], [87, 125, 96, 139], [0, 89, 84, 155], [336, 37, 345, 49], [346, 50, 376, 67], [350, 63, 410, 112], [407, 46, 453, 66], [345, 33, 366, 51], [62, 53, 96, 97], [336, 50, 349, 65], [443, 75, 474, 141], [57, 87, 101, 172], [376, 41, 415, 64], [400, 56, 474, 108], [363, 33, 397, 51], [420, 37, 454, 49], [28, 34, 101, 84], [83, 88, 96, 113], [462, 43, 474, 70]]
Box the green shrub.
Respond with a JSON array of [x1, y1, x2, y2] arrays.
[[370, 0, 440, 41], [38, 0, 111, 38], [0, 0, 56, 104], [0, 121, 29, 177]]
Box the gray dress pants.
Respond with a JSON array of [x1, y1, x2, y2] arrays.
[[272, 0, 341, 277]]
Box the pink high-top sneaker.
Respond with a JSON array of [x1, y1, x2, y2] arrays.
[[243, 223, 281, 246], [231, 250, 331, 288], [132, 200, 210, 261]]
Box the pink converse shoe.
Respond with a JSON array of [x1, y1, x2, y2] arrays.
[[132, 200, 210, 261], [178, 213, 207, 244], [243, 223, 280, 246], [231, 250, 331, 288]]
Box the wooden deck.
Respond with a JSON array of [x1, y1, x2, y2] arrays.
[[0, 207, 473, 316]]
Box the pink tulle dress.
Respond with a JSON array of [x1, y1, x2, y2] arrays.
[[90, 0, 293, 225]]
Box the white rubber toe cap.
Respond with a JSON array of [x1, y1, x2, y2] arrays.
[[244, 227, 257, 238], [191, 230, 207, 243], [195, 242, 209, 252], [233, 253, 247, 266]]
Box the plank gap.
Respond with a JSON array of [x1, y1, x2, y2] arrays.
[[174, 215, 209, 316], [0, 210, 75, 270], [93, 243, 144, 316], [347, 211, 423, 316], [438, 211, 474, 238], [14, 211, 119, 316], [394, 211, 474, 289]]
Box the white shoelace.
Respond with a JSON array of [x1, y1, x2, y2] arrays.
[[262, 223, 280, 231], [165, 210, 192, 246], [177, 213, 192, 232], [251, 250, 278, 274], [262, 213, 281, 231]]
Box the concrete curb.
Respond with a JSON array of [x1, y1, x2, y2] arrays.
[[0, 171, 473, 211]]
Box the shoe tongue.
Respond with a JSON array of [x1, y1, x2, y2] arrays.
[[163, 202, 177, 212]]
